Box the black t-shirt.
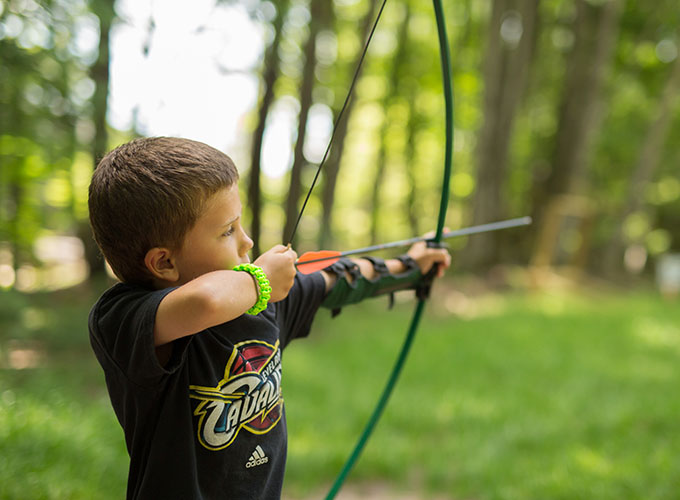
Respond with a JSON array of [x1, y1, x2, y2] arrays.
[[88, 271, 327, 500]]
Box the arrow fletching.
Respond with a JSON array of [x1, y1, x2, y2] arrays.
[[296, 250, 342, 274]]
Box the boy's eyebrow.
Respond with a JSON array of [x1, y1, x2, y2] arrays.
[[221, 214, 241, 228]]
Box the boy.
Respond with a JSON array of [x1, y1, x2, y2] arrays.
[[88, 137, 450, 499]]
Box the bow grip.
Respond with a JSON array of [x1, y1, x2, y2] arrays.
[[415, 239, 444, 300]]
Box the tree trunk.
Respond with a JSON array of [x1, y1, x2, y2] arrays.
[[368, 2, 411, 245], [603, 51, 680, 273], [530, 0, 622, 266], [404, 91, 421, 238], [84, 0, 116, 278], [318, 0, 380, 249], [460, 0, 539, 269], [248, 0, 289, 257], [1, 72, 22, 273], [282, 0, 324, 245], [90, 0, 115, 169], [8, 173, 24, 272]]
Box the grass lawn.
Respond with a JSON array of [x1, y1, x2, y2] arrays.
[[1, 279, 679, 499]]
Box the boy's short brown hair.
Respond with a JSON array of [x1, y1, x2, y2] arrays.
[[89, 137, 239, 286]]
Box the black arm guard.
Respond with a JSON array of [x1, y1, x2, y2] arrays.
[[321, 255, 422, 317]]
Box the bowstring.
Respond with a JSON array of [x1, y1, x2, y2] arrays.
[[286, 0, 389, 245]]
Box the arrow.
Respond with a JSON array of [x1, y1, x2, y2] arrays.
[[296, 216, 531, 274]]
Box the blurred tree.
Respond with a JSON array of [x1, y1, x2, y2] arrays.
[[460, 0, 539, 269], [318, 0, 380, 249], [603, 46, 680, 273], [81, 0, 116, 277], [531, 0, 622, 267], [368, 1, 411, 246], [248, 0, 289, 257], [90, 0, 115, 169], [0, 1, 96, 280], [403, 87, 423, 238], [282, 0, 328, 246]]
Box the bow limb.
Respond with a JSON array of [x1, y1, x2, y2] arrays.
[[325, 0, 454, 497], [432, 0, 454, 243]]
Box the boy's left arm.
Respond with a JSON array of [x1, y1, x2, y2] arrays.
[[319, 238, 451, 293]]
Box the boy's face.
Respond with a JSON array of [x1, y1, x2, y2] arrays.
[[173, 184, 253, 285]]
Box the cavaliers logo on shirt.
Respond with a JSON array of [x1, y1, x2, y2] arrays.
[[189, 340, 283, 451]]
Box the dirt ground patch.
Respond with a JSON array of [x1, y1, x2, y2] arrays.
[[284, 482, 456, 500]]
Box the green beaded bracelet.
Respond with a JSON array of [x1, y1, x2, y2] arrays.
[[232, 263, 272, 315]]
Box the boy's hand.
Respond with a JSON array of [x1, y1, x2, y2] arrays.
[[406, 230, 452, 278], [254, 245, 298, 302]]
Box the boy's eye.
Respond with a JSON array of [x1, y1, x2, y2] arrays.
[[223, 227, 235, 237]]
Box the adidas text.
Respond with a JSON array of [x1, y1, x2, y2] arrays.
[[246, 446, 269, 468], [246, 456, 269, 468]]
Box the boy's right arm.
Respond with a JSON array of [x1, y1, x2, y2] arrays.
[[154, 245, 297, 347]]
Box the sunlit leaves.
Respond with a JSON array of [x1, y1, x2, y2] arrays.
[[646, 176, 680, 206]]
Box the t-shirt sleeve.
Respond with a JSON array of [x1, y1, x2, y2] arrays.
[[88, 283, 189, 388], [275, 271, 327, 348]]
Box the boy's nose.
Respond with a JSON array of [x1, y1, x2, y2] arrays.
[[240, 231, 254, 256]]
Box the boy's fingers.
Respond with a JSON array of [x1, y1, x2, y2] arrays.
[[434, 249, 451, 278], [270, 244, 288, 253], [284, 245, 297, 260], [269, 244, 298, 259]]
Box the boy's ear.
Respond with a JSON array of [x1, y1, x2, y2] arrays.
[[144, 247, 179, 282]]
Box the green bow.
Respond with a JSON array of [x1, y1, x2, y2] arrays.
[[324, 0, 454, 497]]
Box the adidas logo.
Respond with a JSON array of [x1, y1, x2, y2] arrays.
[[246, 445, 269, 468]]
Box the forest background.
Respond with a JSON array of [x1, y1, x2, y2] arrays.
[[1, 0, 680, 498], [1, 0, 680, 284]]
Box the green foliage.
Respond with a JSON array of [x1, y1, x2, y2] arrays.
[[0, 0, 97, 261]]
